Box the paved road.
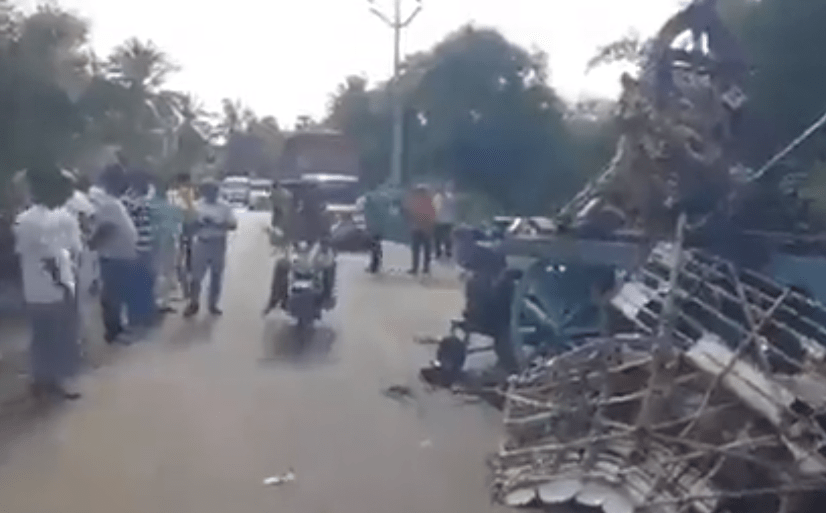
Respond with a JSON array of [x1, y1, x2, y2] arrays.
[[0, 211, 505, 513]]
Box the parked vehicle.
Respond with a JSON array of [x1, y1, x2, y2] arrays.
[[248, 178, 272, 210], [220, 175, 251, 206], [329, 204, 373, 252]]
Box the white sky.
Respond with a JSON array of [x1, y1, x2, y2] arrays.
[[24, 0, 682, 124]]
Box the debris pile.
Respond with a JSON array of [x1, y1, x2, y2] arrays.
[[419, 2, 826, 511], [489, 245, 826, 513]]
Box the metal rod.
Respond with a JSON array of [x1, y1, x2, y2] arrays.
[[750, 107, 826, 182], [659, 212, 687, 337], [679, 288, 791, 437]]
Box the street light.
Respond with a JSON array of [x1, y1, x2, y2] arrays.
[[368, 0, 422, 188]]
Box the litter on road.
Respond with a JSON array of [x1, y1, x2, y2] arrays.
[[382, 384, 415, 403], [263, 469, 296, 486]]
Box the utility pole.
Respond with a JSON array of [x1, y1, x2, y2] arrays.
[[368, 0, 422, 187]]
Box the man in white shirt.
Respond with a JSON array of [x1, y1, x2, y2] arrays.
[[89, 164, 139, 343], [14, 164, 82, 400], [64, 173, 99, 351], [433, 182, 458, 260], [167, 172, 197, 298], [184, 179, 237, 317]]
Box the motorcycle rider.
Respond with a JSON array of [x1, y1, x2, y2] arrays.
[[263, 182, 335, 315]]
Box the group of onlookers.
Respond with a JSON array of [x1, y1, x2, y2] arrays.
[[401, 182, 457, 275], [12, 162, 236, 401]]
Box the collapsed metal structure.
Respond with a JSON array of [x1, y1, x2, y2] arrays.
[[427, 1, 826, 511], [491, 242, 826, 513]]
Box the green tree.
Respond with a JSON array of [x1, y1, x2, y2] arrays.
[[103, 37, 181, 169], [325, 25, 579, 214], [0, 4, 90, 187]]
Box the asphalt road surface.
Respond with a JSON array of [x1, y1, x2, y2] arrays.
[[0, 211, 506, 513]]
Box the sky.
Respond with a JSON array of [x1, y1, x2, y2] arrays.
[[22, 0, 683, 124]]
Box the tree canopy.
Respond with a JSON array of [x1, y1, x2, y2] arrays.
[[0, 0, 287, 215], [325, 25, 602, 214]]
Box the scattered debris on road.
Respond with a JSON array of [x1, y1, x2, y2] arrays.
[[414, 335, 441, 345], [382, 384, 415, 403], [263, 469, 296, 486]]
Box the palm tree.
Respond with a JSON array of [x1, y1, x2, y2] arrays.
[[160, 91, 214, 177], [104, 37, 181, 168]]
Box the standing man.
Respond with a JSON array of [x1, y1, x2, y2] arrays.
[[89, 164, 138, 344], [149, 179, 182, 314], [168, 172, 197, 300], [184, 180, 237, 317], [433, 181, 457, 260], [14, 164, 82, 400], [64, 172, 99, 352], [263, 180, 293, 315], [270, 179, 292, 238], [404, 184, 436, 275], [121, 170, 157, 330], [360, 193, 384, 274]]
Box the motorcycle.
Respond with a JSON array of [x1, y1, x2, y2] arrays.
[[284, 240, 336, 336]]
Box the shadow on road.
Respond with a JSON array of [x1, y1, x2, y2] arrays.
[[365, 272, 461, 291], [260, 316, 337, 366], [0, 395, 68, 466], [166, 316, 218, 347]]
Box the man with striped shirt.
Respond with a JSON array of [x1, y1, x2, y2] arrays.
[[122, 170, 157, 329]]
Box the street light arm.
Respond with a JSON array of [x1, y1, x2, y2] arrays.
[[400, 5, 422, 28], [369, 7, 394, 27]]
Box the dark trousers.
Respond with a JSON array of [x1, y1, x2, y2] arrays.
[[189, 238, 227, 309], [126, 251, 156, 326], [434, 223, 453, 259], [177, 234, 193, 298], [267, 257, 290, 310], [367, 233, 382, 273], [99, 257, 131, 342], [410, 229, 432, 274]]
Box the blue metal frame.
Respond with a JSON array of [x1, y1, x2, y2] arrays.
[[506, 260, 616, 369]]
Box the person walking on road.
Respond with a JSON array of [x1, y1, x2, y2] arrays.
[[89, 164, 138, 344], [14, 164, 82, 400], [404, 185, 436, 275], [433, 182, 457, 260], [184, 180, 237, 317]]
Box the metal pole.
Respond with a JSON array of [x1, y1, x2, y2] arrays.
[[368, 0, 422, 188], [390, 0, 403, 187]]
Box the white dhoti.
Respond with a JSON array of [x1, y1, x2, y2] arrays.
[[155, 236, 179, 307]]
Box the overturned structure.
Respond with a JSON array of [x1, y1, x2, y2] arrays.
[[427, 1, 826, 511], [491, 242, 826, 513]]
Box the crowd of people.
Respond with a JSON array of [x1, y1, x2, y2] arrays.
[[12, 162, 237, 401]]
